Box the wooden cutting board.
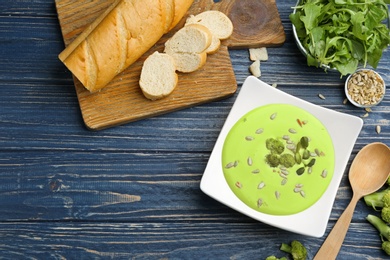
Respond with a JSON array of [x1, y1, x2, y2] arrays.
[[55, 0, 285, 130]]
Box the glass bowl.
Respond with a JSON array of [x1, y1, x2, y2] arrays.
[[345, 69, 386, 108]]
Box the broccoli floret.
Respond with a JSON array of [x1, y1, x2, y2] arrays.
[[383, 192, 390, 207], [265, 256, 287, 260], [364, 188, 390, 210], [382, 207, 390, 223], [280, 240, 307, 260], [382, 241, 390, 255], [266, 138, 285, 155], [266, 153, 280, 167], [367, 214, 390, 241], [279, 153, 295, 168]]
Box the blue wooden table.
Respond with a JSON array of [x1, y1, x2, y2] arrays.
[[1, 0, 390, 259]]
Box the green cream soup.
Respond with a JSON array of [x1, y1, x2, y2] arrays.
[[222, 104, 335, 215]]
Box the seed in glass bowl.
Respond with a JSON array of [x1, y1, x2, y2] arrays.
[[345, 69, 385, 107]]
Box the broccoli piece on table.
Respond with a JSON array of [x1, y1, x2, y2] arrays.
[[382, 207, 390, 223], [382, 241, 390, 255], [265, 256, 287, 260], [383, 191, 390, 207], [364, 188, 390, 210], [364, 188, 390, 223], [280, 240, 307, 260], [367, 214, 390, 242]]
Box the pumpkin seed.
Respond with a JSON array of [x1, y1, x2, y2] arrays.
[[300, 136, 309, 149], [296, 167, 305, 175], [307, 158, 316, 167]]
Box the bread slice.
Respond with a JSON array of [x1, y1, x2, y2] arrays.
[[139, 51, 178, 100], [185, 10, 233, 40], [164, 24, 212, 54], [185, 11, 233, 54], [165, 48, 207, 73]]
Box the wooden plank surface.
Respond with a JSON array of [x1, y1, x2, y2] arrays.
[[55, 0, 285, 130], [1, 0, 390, 259]]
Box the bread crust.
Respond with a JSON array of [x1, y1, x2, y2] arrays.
[[59, 0, 193, 93]]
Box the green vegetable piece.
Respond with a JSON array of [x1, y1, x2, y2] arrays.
[[266, 154, 280, 168], [382, 207, 390, 223], [265, 256, 287, 260], [280, 240, 307, 260], [300, 3, 321, 32], [295, 152, 302, 164], [280, 154, 295, 168], [364, 188, 390, 210], [266, 138, 285, 155], [366, 214, 390, 241], [382, 241, 390, 256], [300, 136, 309, 149], [302, 150, 310, 160], [290, 0, 390, 75], [383, 191, 390, 208], [306, 158, 316, 167], [296, 167, 305, 176]]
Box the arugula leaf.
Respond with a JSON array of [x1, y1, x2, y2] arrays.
[[290, 0, 390, 76]]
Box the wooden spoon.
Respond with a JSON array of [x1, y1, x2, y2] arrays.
[[314, 142, 390, 260]]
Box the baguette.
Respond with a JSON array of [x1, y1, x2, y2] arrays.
[[59, 0, 194, 93]]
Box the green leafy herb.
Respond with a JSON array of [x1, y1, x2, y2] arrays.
[[290, 0, 390, 76]]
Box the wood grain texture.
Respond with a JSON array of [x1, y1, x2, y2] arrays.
[[1, 0, 390, 258], [55, 0, 285, 130]]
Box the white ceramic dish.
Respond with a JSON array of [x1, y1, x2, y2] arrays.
[[200, 76, 363, 237]]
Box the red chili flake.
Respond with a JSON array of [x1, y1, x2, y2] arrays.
[[297, 119, 303, 127], [235, 181, 242, 189]]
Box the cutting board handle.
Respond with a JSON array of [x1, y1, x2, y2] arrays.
[[202, 0, 285, 48]]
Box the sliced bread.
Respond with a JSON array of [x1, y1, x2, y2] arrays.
[[164, 23, 212, 54], [185, 11, 233, 54], [185, 10, 233, 40], [165, 48, 207, 73], [139, 51, 178, 100]]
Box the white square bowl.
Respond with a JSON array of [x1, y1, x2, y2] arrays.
[[200, 76, 363, 237]]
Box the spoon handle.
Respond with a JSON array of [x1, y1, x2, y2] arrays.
[[313, 194, 360, 260]]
